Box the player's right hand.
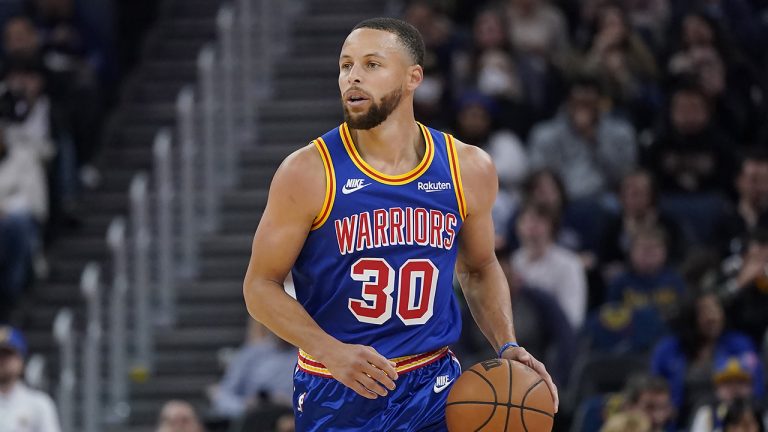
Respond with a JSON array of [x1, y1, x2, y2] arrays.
[[314, 342, 399, 399]]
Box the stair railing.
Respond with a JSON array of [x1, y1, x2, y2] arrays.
[[106, 219, 130, 424], [197, 45, 221, 233], [153, 129, 176, 325], [129, 173, 153, 377], [53, 308, 75, 432], [80, 262, 103, 432], [176, 87, 199, 278], [237, 0, 256, 140], [216, 5, 237, 187]]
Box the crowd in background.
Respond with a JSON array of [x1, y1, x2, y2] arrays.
[[0, 0, 112, 323]]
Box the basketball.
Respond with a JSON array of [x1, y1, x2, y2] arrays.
[[445, 358, 555, 431]]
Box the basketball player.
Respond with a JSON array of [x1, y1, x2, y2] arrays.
[[243, 17, 558, 431]]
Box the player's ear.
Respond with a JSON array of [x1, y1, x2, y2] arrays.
[[406, 64, 423, 92]]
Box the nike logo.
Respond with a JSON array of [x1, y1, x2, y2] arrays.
[[433, 375, 454, 393], [342, 179, 371, 194]]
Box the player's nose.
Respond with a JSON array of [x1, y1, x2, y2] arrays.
[[346, 64, 363, 84]]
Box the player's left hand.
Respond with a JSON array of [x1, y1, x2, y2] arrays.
[[502, 347, 559, 413]]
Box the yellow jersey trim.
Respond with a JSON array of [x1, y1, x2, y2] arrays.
[[339, 122, 434, 185], [445, 133, 467, 220], [310, 138, 336, 230]]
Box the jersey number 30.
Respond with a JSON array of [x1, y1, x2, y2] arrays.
[[348, 258, 438, 325]]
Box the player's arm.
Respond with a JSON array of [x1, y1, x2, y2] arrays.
[[453, 140, 559, 411], [243, 143, 397, 399]]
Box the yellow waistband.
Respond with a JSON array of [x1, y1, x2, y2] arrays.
[[297, 347, 449, 378]]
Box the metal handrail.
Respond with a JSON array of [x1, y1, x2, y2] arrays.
[[106, 219, 129, 423], [129, 173, 153, 376], [238, 0, 255, 141], [153, 129, 175, 325], [217, 5, 237, 187], [176, 87, 199, 278], [53, 307, 76, 432], [80, 262, 102, 432], [197, 45, 220, 233]]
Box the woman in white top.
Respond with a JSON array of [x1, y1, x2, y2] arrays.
[[512, 201, 588, 329]]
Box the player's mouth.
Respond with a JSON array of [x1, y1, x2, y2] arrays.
[[344, 89, 371, 107]]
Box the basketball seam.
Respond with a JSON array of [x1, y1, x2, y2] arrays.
[[521, 379, 547, 430], [445, 401, 554, 419], [504, 360, 513, 432], [464, 369, 498, 431]]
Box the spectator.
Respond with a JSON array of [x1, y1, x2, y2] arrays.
[[405, 1, 458, 130], [623, 0, 670, 49], [3, 55, 55, 163], [668, 44, 762, 144], [156, 400, 205, 432], [582, 302, 667, 354], [512, 201, 587, 329], [452, 8, 531, 135], [605, 226, 686, 322], [600, 170, 684, 275], [623, 374, 676, 432], [717, 153, 768, 258], [581, 2, 660, 128], [642, 82, 737, 195], [528, 75, 637, 201], [601, 411, 652, 432], [0, 326, 61, 431], [718, 229, 768, 346], [690, 356, 763, 431], [209, 318, 296, 419], [573, 374, 674, 432], [3, 15, 40, 60], [721, 398, 766, 432], [451, 92, 527, 243], [25, 0, 107, 190], [26, 0, 106, 82], [0, 126, 46, 321], [483, 247, 575, 384], [651, 292, 764, 424], [504, 169, 595, 255], [504, 0, 569, 62], [577, 0, 671, 52], [670, 0, 766, 64]]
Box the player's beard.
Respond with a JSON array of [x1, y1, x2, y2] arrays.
[[343, 87, 403, 130]]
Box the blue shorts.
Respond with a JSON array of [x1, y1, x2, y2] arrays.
[[293, 348, 461, 432]]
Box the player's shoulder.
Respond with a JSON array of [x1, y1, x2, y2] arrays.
[[274, 141, 327, 184], [268, 141, 328, 213]]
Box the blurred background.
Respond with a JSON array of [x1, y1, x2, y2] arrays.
[[0, 0, 767, 431]]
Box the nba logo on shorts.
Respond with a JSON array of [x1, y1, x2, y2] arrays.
[[298, 392, 306, 413]]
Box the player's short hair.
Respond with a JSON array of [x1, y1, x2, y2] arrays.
[[352, 17, 425, 66]]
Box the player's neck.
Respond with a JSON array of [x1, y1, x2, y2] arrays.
[[349, 110, 424, 175]]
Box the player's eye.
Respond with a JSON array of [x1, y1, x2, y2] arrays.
[[340, 63, 352, 70], [367, 62, 380, 69]]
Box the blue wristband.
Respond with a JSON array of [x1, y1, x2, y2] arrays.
[[498, 342, 520, 358]]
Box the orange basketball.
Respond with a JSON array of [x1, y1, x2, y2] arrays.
[[446, 358, 555, 431]]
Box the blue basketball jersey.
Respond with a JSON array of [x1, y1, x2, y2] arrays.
[[292, 122, 466, 359]]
